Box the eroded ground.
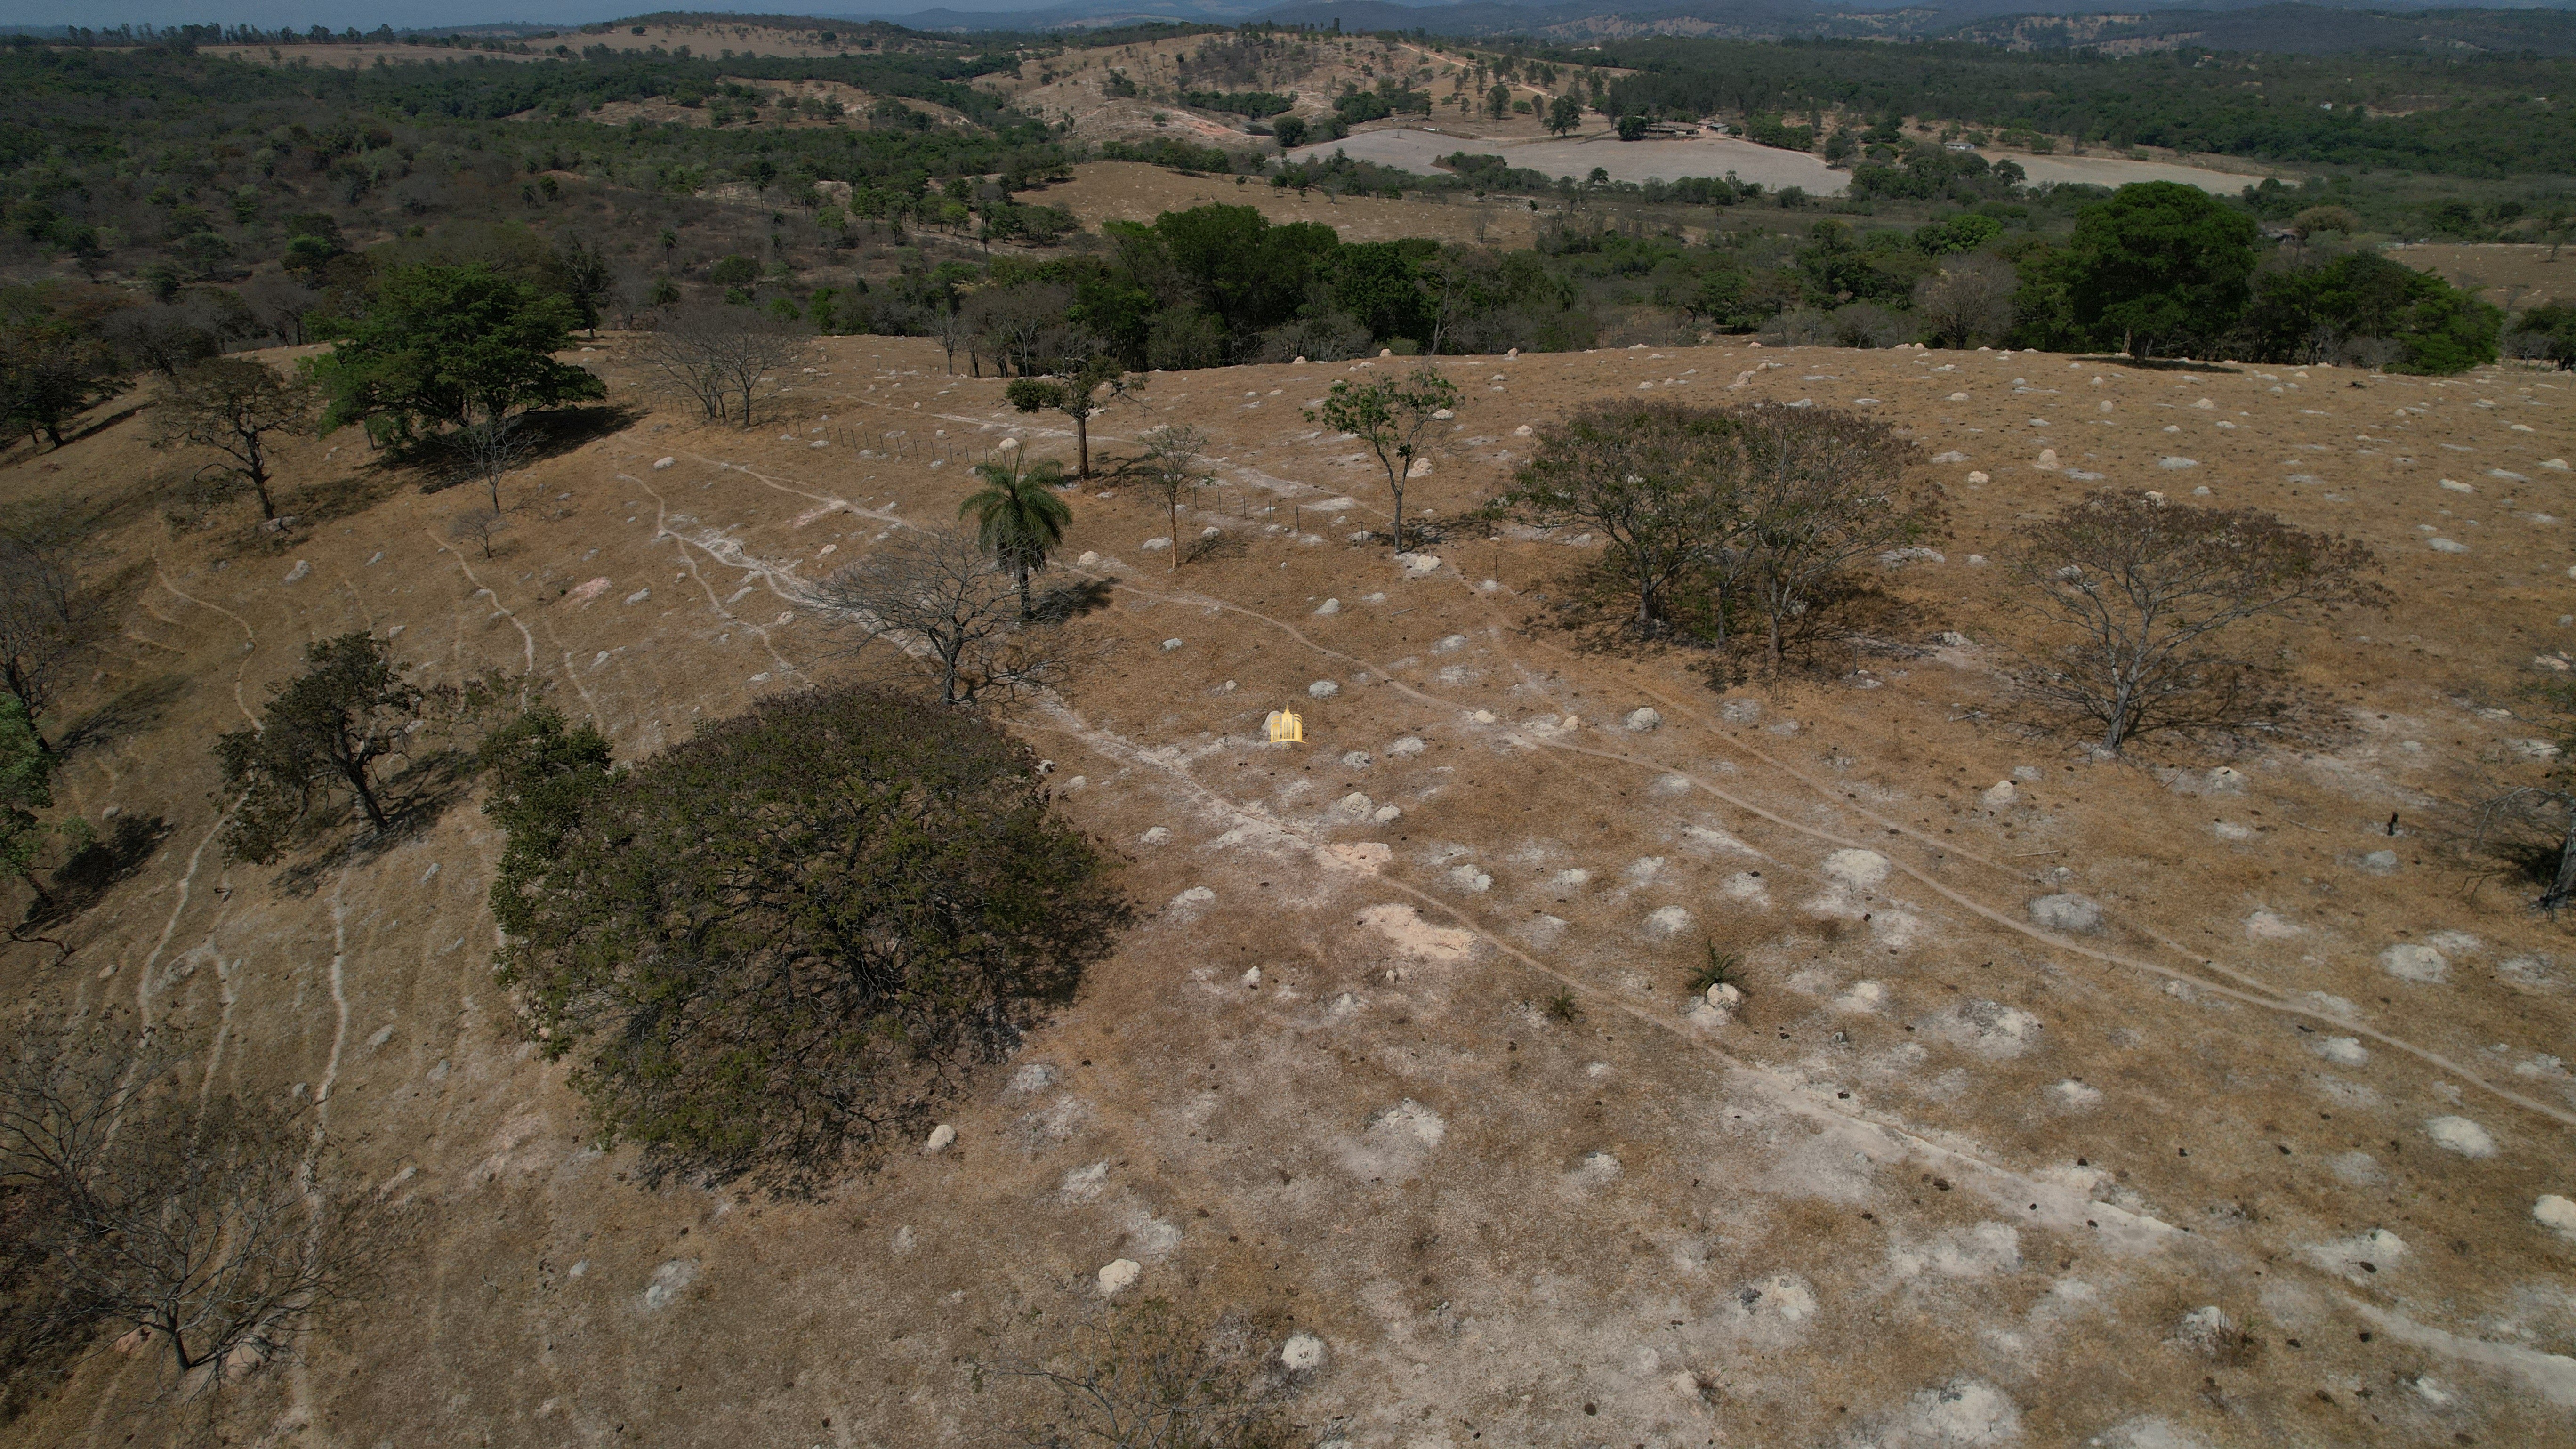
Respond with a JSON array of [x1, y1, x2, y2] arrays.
[[3, 334, 2573, 1448]]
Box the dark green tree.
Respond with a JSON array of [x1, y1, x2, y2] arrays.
[[306, 264, 603, 446], [477, 705, 620, 936], [213, 633, 429, 861], [2236, 252, 2499, 374], [1005, 353, 1127, 480], [1491, 401, 1754, 640], [492, 686, 1129, 1194], [1546, 94, 1584, 137], [0, 306, 125, 453], [2052, 182, 2260, 357]]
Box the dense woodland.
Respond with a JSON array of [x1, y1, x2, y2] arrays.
[[1, 19, 2570, 458], [1554, 34, 2576, 180]]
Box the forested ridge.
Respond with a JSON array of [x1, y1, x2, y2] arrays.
[[1573, 36, 2576, 178]]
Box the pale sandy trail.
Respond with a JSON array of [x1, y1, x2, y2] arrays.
[[155, 563, 261, 729]]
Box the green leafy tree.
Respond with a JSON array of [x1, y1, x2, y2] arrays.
[[147, 358, 316, 521], [2053, 182, 2260, 357], [549, 233, 614, 335], [492, 686, 1129, 1194], [478, 705, 621, 937], [1304, 366, 1460, 553], [2235, 252, 2499, 374], [213, 633, 445, 861], [958, 446, 1073, 618], [306, 264, 603, 446], [1546, 94, 1584, 137], [1005, 352, 1127, 480]]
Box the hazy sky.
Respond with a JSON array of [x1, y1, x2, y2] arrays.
[[0, 0, 1442, 27], [0, 4, 1070, 31]]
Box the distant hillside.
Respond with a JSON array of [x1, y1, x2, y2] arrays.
[[834, 0, 2576, 46], [1940, 4, 2576, 54]]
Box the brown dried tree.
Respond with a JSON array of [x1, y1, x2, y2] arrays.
[[2004, 489, 2386, 755], [814, 527, 1067, 707]]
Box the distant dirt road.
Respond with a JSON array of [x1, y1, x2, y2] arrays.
[[1288, 125, 2278, 196]]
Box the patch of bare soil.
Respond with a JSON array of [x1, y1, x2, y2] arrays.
[[1036, 161, 1543, 247], [2389, 243, 2575, 312], [2, 330, 2572, 1447]]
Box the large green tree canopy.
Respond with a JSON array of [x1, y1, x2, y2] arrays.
[[491, 687, 1128, 1194], [2059, 182, 2262, 358], [307, 263, 603, 443]]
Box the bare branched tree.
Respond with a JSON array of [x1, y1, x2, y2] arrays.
[[1912, 255, 2018, 350], [2457, 677, 2576, 913], [1008, 1298, 1305, 1449], [0, 1015, 398, 1399], [634, 306, 806, 428], [0, 534, 78, 741], [148, 358, 317, 522], [1135, 425, 1212, 572], [443, 415, 531, 512], [449, 504, 508, 559], [2004, 490, 2387, 756], [813, 528, 1064, 706]]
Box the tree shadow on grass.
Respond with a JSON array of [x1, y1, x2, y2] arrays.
[[1030, 577, 1116, 623], [24, 814, 173, 930], [262, 748, 483, 898], [58, 673, 192, 757], [410, 404, 644, 497]]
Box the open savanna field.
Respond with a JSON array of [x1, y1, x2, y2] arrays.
[[3, 324, 2572, 1447]]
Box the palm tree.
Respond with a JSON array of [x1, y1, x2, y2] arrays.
[[958, 443, 1071, 620]]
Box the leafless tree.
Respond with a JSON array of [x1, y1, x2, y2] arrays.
[[150, 358, 317, 521], [449, 504, 509, 559], [0, 534, 78, 739], [2003, 490, 2386, 755], [443, 415, 531, 512], [973, 282, 1071, 378], [1007, 1298, 1304, 1449], [813, 528, 1064, 706], [633, 306, 805, 428], [2434, 676, 2576, 914], [1135, 425, 1212, 572], [931, 298, 974, 375], [0, 1014, 398, 1398], [240, 273, 322, 346], [1912, 255, 2018, 350]]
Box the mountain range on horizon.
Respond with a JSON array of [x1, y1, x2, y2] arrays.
[[8, 0, 2575, 50]]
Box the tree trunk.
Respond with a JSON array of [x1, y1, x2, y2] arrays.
[[1167, 498, 1180, 571], [343, 762, 389, 828], [1388, 468, 1407, 553], [1074, 411, 1091, 479], [2547, 812, 2576, 913], [250, 471, 277, 521], [1016, 560, 1033, 620]]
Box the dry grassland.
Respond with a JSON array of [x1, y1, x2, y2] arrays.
[[1, 330, 2572, 1448]]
